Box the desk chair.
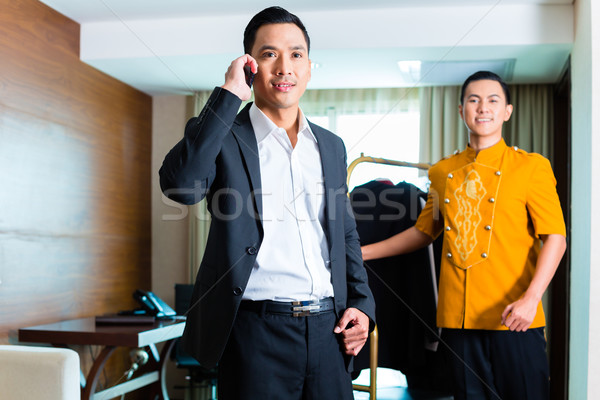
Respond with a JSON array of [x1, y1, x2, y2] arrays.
[[0, 345, 80, 400], [173, 283, 217, 399]]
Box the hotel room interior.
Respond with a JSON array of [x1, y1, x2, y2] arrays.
[[0, 0, 598, 399]]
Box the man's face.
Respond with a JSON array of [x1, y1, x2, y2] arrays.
[[459, 79, 513, 140], [250, 23, 311, 113]]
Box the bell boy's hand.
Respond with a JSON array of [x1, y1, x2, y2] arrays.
[[501, 296, 538, 332]]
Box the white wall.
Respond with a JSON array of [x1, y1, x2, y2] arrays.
[[151, 95, 190, 307], [570, 0, 599, 398]]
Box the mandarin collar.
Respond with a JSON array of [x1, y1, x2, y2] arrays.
[[464, 138, 507, 166]]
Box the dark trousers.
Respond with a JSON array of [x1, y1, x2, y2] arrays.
[[218, 306, 354, 400], [444, 328, 549, 400]]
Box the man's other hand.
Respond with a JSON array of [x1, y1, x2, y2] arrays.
[[334, 307, 370, 356]]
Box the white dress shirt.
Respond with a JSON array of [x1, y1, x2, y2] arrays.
[[243, 103, 334, 302]]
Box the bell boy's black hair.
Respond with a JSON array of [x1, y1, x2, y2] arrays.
[[460, 70, 511, 105]]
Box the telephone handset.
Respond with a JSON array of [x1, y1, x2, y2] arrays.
[[132, 290, 176, 318]]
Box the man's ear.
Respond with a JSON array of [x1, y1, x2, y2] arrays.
[[308, 59, 312, 82], [458, 104, 464, 121], [504, 104, 514, 122]]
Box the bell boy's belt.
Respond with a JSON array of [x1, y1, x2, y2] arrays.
[[239, 297, 334, 317]]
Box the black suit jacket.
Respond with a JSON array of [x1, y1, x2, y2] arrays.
[[159, 87, 376, 368]]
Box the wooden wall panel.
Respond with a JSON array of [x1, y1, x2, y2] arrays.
[[0, 0, 152, 345]]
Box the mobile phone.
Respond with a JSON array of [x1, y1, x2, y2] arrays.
[[244, 65, 255, 88]]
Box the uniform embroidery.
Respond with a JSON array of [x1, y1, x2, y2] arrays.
[[453, 170, 486, 260]]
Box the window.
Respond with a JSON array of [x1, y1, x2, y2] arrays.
[[307, 109, 426, 192]]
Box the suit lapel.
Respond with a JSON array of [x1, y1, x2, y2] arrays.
[[312, 125, 337, 193], [231, 104, 263, 223], [311, 123, 337, 251]]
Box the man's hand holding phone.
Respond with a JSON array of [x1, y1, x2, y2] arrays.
[[222, 54, 257, 101]]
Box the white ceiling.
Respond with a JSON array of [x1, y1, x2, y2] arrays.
[[39, 0, 574, 96]]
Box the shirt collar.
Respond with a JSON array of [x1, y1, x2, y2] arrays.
[[464, 137, 507, 165], [249, 103, 317, 144]]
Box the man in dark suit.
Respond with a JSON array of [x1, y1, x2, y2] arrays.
[[159, 6, 375, 399]]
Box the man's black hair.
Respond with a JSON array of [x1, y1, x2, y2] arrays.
[[243, 6, 310, 55], [460, 70, 511, 105]]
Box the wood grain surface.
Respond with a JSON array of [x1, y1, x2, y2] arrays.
[[0, 0, 152, 346]]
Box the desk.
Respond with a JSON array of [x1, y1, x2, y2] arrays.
[[18, 317, 185, 400]]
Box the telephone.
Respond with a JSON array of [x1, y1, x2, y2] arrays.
[[131, 290, 176, 318]]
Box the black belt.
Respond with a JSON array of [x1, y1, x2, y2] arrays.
[[239, 298, 334, 317]]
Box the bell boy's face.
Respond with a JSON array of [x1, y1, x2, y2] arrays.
[[250, 23, 311, 113], [459, 79, 513, 140]]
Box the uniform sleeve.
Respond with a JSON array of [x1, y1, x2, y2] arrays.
[[415, 166, 445, 240], [526, 156, 566, 237]]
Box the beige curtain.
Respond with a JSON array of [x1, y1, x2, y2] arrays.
[[419, 86, 466, 164], [419, 84, 554, 165], [504, 84, 554, 160]]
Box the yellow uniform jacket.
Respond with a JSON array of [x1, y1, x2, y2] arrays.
[[415, 139, 566, 330]]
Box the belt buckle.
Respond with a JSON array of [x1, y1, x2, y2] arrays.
[[291, 300, 321, 317]]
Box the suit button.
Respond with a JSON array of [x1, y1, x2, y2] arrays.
[[246, 246, 257, 255], [233, 287, 243, 296]]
